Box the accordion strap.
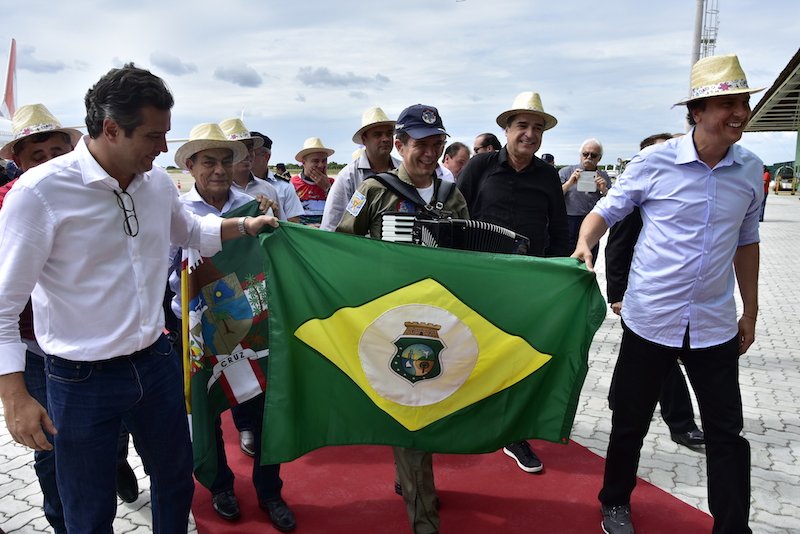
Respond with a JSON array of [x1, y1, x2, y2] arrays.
[[372, 172, 455, 213]]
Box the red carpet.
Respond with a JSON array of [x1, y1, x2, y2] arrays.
[[193, 414, 712, 533]]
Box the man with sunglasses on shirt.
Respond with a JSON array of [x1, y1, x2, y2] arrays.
[[0, 64, 278, 534], [560, 139, 611, 258]]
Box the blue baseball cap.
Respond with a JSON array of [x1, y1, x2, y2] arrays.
[[395, 104, 449, 139]]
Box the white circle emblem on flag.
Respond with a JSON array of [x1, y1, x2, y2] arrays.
[[358, 304, 478, 407]]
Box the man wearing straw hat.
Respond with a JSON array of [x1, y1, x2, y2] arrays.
[[0, 64, 278, 533], [170, 123, 296, 531], [320, 106, 399, 231], [573, 54, 763, 534], [291, 137, 335, 226], [219, 118, 281, 218], [458, 90, 570, 476], [0, 103, 81, 534]]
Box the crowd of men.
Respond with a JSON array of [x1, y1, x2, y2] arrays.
[[0, 52, 764, 534]]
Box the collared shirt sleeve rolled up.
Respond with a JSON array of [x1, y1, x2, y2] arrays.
[[0, 138, 222, 373], [591, 133, 762, 348]]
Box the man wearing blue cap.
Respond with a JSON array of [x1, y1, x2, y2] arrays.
[[338, 104, 467, 534]]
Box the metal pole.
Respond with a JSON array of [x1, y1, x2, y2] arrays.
[[692, 0, 704, 69], [687, 0, 705, 131]]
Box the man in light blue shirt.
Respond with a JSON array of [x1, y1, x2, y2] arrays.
[[573, 54, 763, 534]]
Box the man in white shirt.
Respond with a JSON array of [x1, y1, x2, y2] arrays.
[[251, 131, 304, 223], [320, 106, 398, 231], [0, 64, 277, 533], [219, 118, 281, 215], [441, 142, 470, 181]]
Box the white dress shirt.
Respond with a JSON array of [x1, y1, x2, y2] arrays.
[[0, 138, 222, 373], [264, 171, 305, 221]]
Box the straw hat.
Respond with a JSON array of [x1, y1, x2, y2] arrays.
[[495, 92, 558, 130], [0, 103, 83, 160], [173, 123, 248, 170], [351, 106, 395, 144], [675, 54, 765, 105], [295, 137, 335, 162], [218, 118, 264, 148]]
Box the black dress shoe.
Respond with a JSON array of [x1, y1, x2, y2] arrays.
[[671, 429, 705, 449], [260, 497, 297, 531], [116, 460, 139, 503], [212, 489, 241, 521], [240, 430, 256, 457]]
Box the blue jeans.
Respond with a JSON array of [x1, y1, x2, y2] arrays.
[[45, 334, 194, 534], [24, 352, 66, 534]]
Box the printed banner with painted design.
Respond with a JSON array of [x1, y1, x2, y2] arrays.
[[182, 201, 269, 488], [259, 223, 605, 464]]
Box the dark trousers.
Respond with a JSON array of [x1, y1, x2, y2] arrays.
[[209, 392, 283, 503], [658, 365, 698, 433], [393, 447, 438, 534], [609, 358, 699, 434], [599, 324, 751, 533], [568, 214, 599, 259]]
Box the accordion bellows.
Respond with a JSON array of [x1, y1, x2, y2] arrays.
[[382, 213, 530, 255]]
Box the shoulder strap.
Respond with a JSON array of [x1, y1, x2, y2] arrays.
[[371, 172, 427, 207], [371, 172, 458, 215]]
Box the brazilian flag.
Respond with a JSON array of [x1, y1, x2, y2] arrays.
[[259, 223, 605, 464]]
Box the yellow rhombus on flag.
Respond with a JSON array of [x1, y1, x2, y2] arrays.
[[295, 278, 552, 431]]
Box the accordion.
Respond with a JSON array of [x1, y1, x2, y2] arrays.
[[382, 213, 530, 255]]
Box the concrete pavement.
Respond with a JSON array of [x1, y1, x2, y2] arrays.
[[1, 193, 798, 533]]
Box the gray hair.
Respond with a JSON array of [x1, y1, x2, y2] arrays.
[[579, 138, 603, 156]]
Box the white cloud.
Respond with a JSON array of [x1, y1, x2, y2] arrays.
[[0, 0, 797, 167], [150, 52, 198, 76]]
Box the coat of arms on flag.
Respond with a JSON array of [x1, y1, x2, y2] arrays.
[[181, 202, 270, 487]]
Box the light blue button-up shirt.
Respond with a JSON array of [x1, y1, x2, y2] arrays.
[[593, 132, 762, 348]]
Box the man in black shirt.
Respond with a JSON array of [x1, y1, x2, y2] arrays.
[[458, 91, 569, 474], [459, 91, 569, 258]]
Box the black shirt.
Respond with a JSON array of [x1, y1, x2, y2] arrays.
[[457, 148, 570, 257], [604, 207, 643, 304]]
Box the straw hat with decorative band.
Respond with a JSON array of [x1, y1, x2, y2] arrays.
[[295, 137, 335, 162], [174, 123, 248, 170], [218, 118, 264, 148], [675, 54, 764, 105], [495, 91, 558, 130], [0, 103, 83, 160], [352, 106, 395, 144]]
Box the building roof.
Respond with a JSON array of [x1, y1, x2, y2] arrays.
[[746, 48, 800, 132]]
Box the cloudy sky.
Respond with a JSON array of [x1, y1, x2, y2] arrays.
[[2, 0, 798, 169]]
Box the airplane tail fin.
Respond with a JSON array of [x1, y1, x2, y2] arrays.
[[1, 38, 17, 119]]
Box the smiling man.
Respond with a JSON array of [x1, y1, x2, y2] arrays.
[[337, 104, 468, 534], [457, 92, 569, 476], [170, 124, 295, 531], [0, 64, 277, 533], [572, 55, 763, 534]]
